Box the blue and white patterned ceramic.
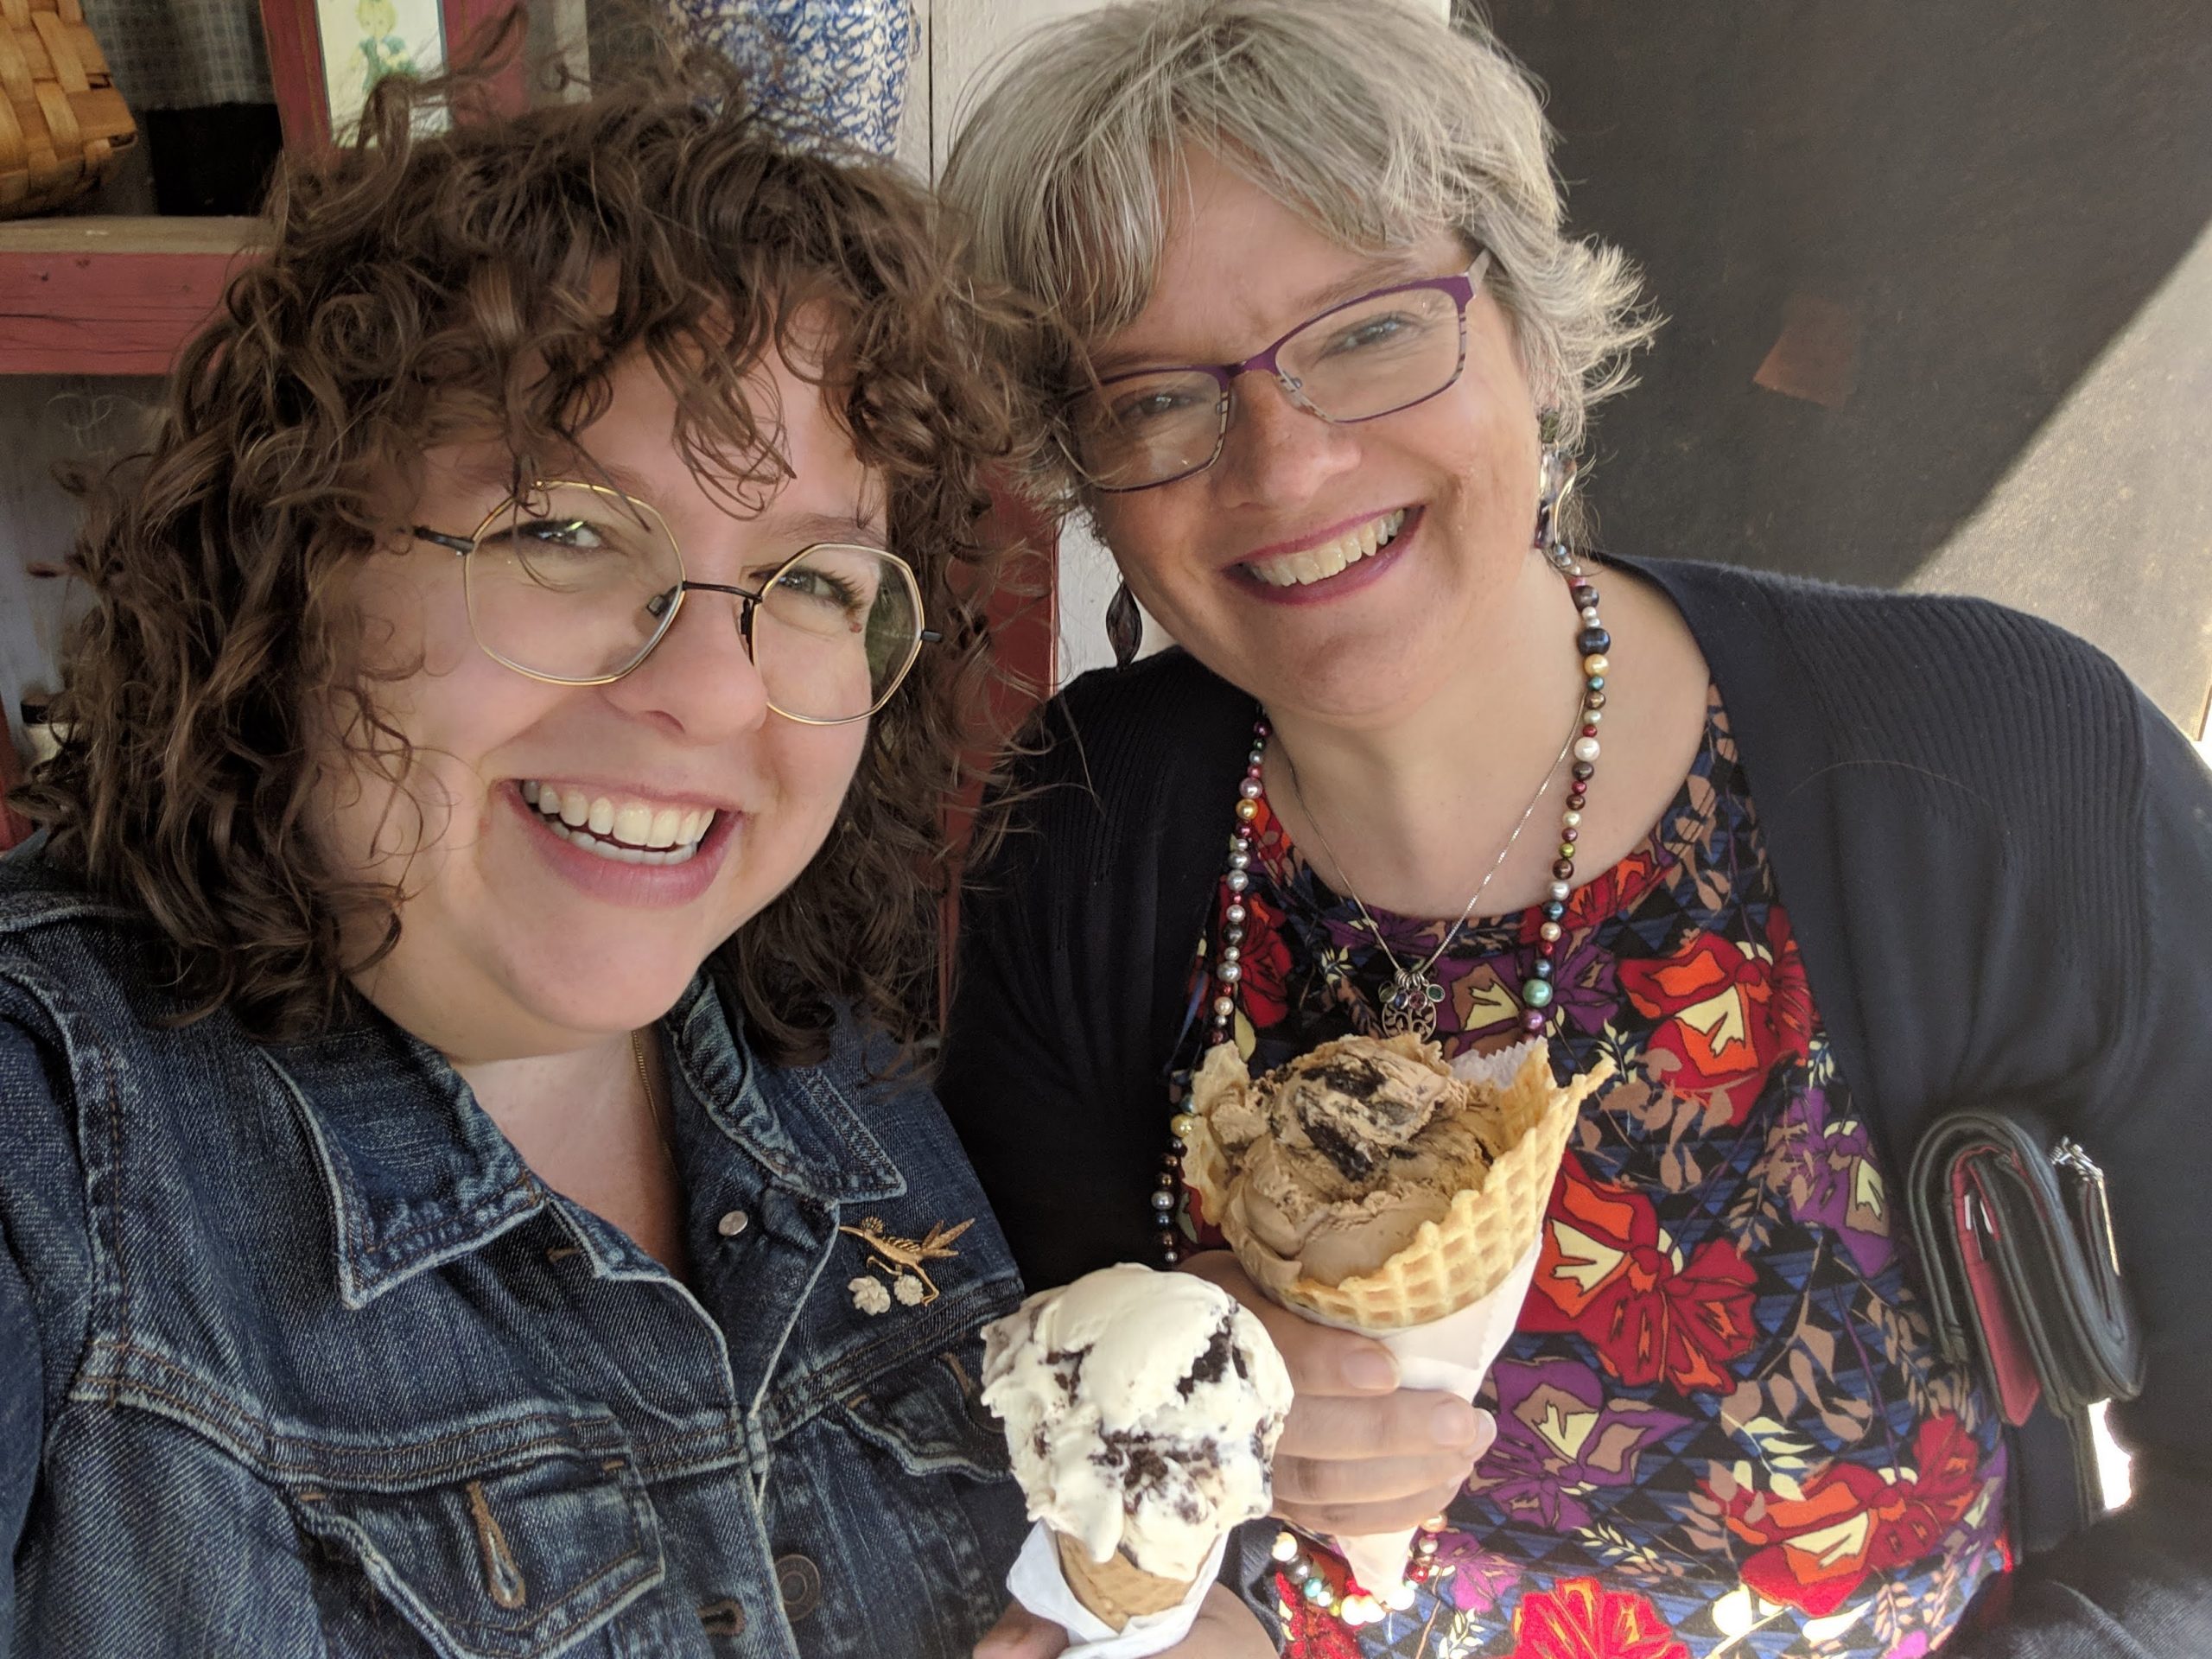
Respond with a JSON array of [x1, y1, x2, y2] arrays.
[[672, 0, 918, 154]]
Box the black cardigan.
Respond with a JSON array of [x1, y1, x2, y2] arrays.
[[940, 555, 2212, 1656]]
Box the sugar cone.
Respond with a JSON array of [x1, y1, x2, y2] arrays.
[[1052, 1530, 1201, 1630], [1185, 1041, 1611, 1331]]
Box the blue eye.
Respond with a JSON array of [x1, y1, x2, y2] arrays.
[[1111, 386, 1205, 429], [1324, 314, 1426, 356]]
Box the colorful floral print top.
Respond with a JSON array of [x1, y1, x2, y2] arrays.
[[1171, 690, 2011, 1659]]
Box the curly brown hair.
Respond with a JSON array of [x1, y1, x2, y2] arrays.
[[14, 51, 1031, 1064]]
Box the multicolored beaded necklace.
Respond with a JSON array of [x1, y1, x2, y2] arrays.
[[1149, 535, 1613, 1629]]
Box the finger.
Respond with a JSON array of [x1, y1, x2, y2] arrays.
[[1274, 1449, 1476, 1507], [973, 1605, 1069, 1659], [1275, 1476, 1471, 1539], [1179, 1252, 1400, 1395], [1258, 1306, 1402, 1396], [1281, 1389, 1488, 1463], [1471, 1405, 1498, 1461], [1275, 1408, 1494, 1506], [1177, 1583, 1279, 1657]]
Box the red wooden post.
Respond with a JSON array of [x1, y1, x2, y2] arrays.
[[0, 729, 29, 852], [257, 0, 334, 153], [936, 483, 1057, 1023], [981, 491, 1058, 739], [443, 0, 531, 118]]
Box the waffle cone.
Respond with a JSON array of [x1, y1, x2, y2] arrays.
[[1052, 1529, 1200, 1630], [1185, 1040, 1611, 1332]]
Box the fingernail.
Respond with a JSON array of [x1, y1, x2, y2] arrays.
[[1432, 1400, 1478, 1446], [1344, 1350, 1398, 1391]]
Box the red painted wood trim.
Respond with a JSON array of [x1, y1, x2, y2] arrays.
[[0, 735, 29, 853], [985, 490, 1058, 721], [258, 0, 334, 154], [937, 484, 1058, 1022], [444, 0, 530, 118], [0, 245, 246, 375]]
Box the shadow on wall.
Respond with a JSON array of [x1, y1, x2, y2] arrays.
[[1471, 1, 2212, 594]]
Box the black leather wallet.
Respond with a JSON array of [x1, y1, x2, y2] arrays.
[[1906, 1106, 2144, 1520]]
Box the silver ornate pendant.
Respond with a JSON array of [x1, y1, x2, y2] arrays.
[[1381, 969, 1445, 1039]]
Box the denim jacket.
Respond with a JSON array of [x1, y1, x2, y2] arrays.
[[0, 848, 1029, 1657]]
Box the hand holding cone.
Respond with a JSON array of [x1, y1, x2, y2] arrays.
[[1181, 1034, 1611, 1593]]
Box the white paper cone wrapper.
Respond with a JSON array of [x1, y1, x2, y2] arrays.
[[1325, 1235, 1543, 1598], [1448, 1036, 1545, 1090], [1006, 1522, 1230, 1656]]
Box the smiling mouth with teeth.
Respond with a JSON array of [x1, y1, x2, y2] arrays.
[[520, 781, 719, 866], [1244, 508, 1409, 588]]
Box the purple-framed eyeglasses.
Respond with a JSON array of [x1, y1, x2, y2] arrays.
[[1067, 251, 1492, 493]]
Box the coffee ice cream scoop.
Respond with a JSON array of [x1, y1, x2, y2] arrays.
[[1273, 1040, 1467, 1173], [1198, 1034, 1506, 1287]]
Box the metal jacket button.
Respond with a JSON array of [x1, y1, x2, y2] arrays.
[[773, 1554, 822, 1621], [716, 1210, 748, 1238]]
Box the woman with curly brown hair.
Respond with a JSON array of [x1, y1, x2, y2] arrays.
[[0, 60, 1155, 1659]]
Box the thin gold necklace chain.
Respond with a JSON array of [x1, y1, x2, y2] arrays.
[[629, 1029, 682, 1187], [1276, 709, 1580, 992]]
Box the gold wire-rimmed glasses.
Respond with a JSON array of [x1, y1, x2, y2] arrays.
[[411, 481, 937, 726], [1067, 251, 1493, 493]]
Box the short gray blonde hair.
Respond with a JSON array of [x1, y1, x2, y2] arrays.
[[943, 0, 1656, 501]]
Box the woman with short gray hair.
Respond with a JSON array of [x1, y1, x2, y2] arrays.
[[945, 0, 1647, 492], [942, 1, 2212, 1654]]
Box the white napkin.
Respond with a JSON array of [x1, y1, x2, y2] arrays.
[[1325, 1234, 1543, 1598], [1006, 1522, 1230, 1657]]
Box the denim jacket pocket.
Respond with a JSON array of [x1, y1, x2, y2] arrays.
[[836, 1343, 1011, 1483], [288, 1440, 665, 1659]]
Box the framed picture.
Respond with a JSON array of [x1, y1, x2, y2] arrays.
[[257, 0, 524, 150]]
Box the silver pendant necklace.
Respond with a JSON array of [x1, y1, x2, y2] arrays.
[[1278, 715, 1578, 1040]]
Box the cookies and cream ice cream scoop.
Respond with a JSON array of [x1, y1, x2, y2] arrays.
[[982, 1263, 1292, 1628]]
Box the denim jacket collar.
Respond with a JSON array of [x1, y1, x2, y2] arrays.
[[262, 973, 905, 1308], [661, 976, 906, 1205]]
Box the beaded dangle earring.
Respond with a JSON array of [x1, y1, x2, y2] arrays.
[[1535, 445, 1580, 571], [1105, 580, 1144, 669]]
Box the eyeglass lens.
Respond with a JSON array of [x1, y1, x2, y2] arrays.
[[461, 484, 921, 721], [1071, 281, 1466, 490]]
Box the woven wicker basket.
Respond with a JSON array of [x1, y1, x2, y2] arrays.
[[0, 0, 136, 218]]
